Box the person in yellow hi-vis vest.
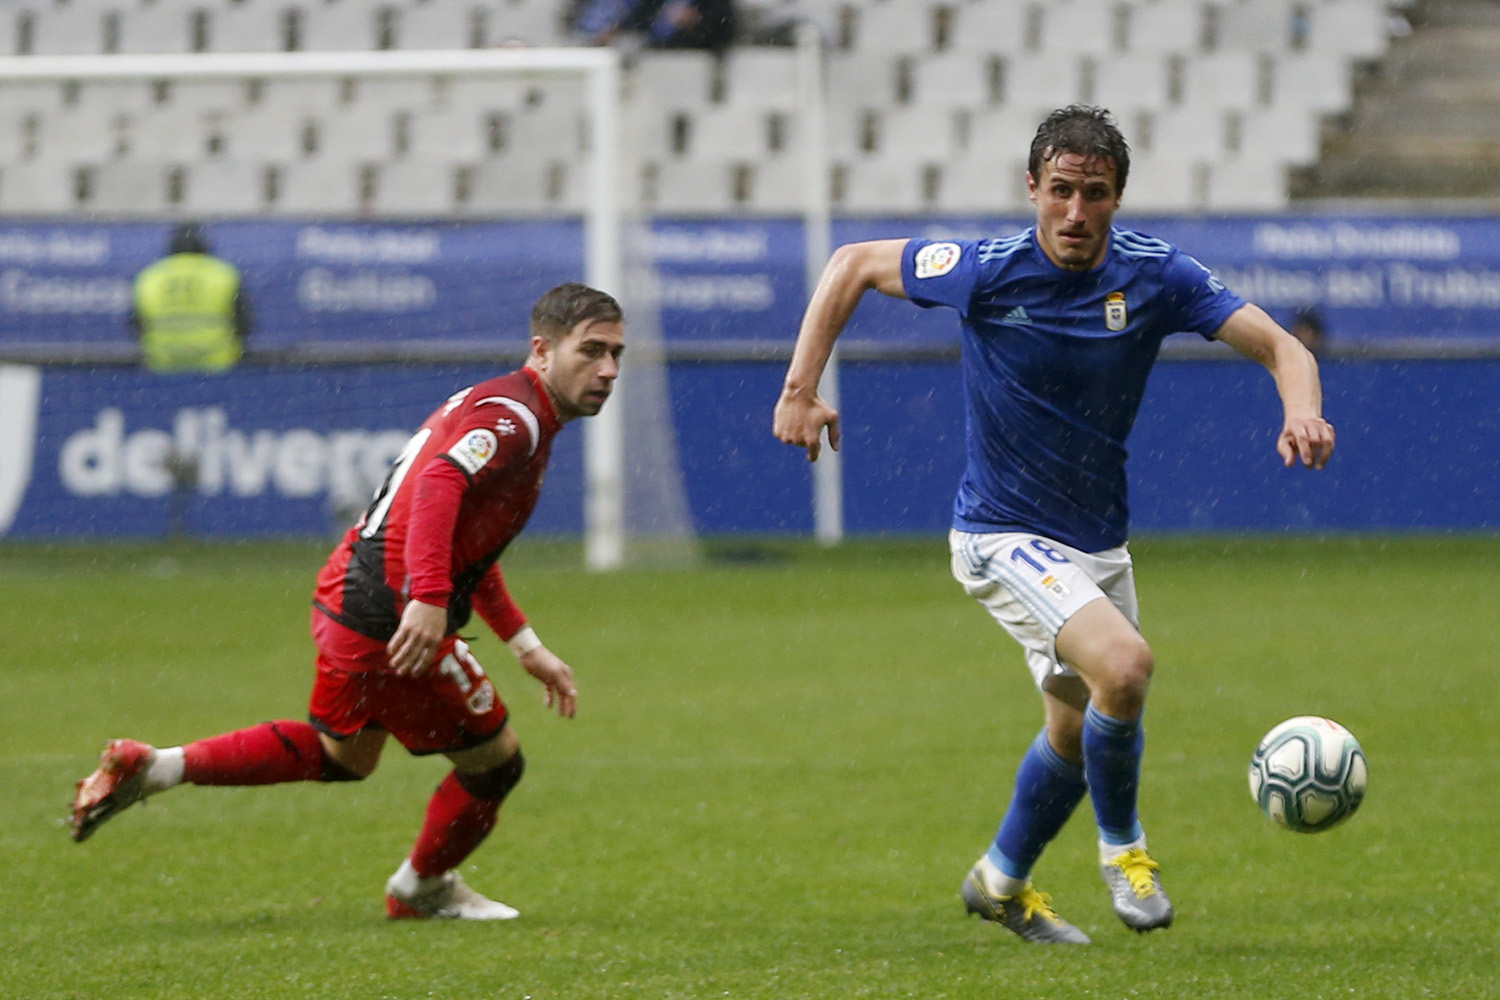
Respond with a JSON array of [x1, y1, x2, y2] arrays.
[[133, 223, 252, 373]]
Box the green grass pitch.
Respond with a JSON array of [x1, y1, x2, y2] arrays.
[[3, 535, 1497, 999]]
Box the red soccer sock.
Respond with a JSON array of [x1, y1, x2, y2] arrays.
[[409, 771, 501, 878], [182, 720, 327, 786]]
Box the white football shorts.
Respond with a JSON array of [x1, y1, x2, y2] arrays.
[[948, 529, 1140, 690]]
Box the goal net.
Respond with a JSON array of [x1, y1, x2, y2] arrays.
[[0, 47, 699, 569]]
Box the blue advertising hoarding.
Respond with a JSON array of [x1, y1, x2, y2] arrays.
[[5, 215, 1500, 353], [3, 357, 1498, 539]]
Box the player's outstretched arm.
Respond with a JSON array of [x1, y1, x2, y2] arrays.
[[1215, 303, 1335, 470], [775, 239, 908, 461], [518, 646, 578, 718]]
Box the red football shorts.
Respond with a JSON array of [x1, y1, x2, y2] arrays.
[[308, 610, 509, 756]]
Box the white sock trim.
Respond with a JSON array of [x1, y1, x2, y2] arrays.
[[978, 855, 1028, 898], [144, 746, 185, 794], [1099, 835, 1148, 864]]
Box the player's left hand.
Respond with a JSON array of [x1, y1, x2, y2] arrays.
[[1278, 415, 1335, 470], [388, 599, 449, 676], [519, 646, 579, 718]]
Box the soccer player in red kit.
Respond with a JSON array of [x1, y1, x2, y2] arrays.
[[70, 282, 626, 921]]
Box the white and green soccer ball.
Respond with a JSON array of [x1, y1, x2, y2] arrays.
[[1249, 716, 1368, 833]]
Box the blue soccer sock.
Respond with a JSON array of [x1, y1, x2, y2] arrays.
[[1082, 702, 1145, 847], [987, 729, 1089, 882]]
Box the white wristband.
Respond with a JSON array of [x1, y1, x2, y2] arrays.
[[507, 626, 542, 657]]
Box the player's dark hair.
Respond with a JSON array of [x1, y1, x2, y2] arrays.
[[1028, 105, 1130, 193], [530, 282, 624, 343]]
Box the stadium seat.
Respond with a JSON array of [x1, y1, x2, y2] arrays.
[[465, 154, 574, 214], [963, 104, 1055, 159], [1236, 105, 1322, 167], [834, 156, 933, 213], [1122, 0, 1205, 54], [1268, 52, 1356, 115], [273, 159, 367, 214], [0, 161, 79, 214], [254, 77, 347, 114], [1178, 51, 1265, 110], [875, 104, 962, 158], [1213, 0, 1297, 53], [402, 105, 495, 162], [178, 160, 270, 215], [1204, 155, 1288, 209], [75, 81, 158, 117], [488, 0, 567, 46], [292, 0, 382, 52], [1306, 0, 1390, 61], [933, 153, 1030, 214], [386, 1, 482, 49], [218, 107, 313, 162], [310, 106, 401, 161], [852, 0, 941, 54], [1144, 106, 1231, 161], [824, 52, 903, 112], [28, 106, 123, 164], [907, 52, 1000, 109], [945, 0, 1036, 55], [1035, 0, 1124, 56], [1001, 54, 1087, 109], [1118, 151, 1205, 211], [166, 80, 252, 116], [122, 108, 216, 162], [111, 2, 201, 55], [630, 51, 718, 108], [0, 6, 16, 57], [350, 76, 444, 114], [202, 0, 293, 53], [739, 155, 813, 214], [721, 47, 801, 110], [20, 3, 107, 55], [645, 158, 740, 215], [0, 81, 63, 118], [686, 106, 779, 160], [1091, 53, 1172, 116], [86, 161, 176, 215], [371, 159, 460, 215]]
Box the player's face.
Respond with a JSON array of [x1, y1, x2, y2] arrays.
[[535, 318, 625, 421], [1028, 153, 1121, 271]]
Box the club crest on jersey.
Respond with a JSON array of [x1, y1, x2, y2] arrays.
[[914, 242, 961, 279], [448, 428, 498, 475], [1104, 291, 1128, 332]]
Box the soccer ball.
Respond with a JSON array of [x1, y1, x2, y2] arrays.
[[1248, 716, 1367, 833]]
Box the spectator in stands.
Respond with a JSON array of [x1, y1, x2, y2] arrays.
[[574, 0, 738, 51], [132, 222, 252, 374]]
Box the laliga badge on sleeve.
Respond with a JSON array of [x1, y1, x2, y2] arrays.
[[448, 428, 499, 475], [914, 242, 961, 279], [1105, 291, 1128, 331]]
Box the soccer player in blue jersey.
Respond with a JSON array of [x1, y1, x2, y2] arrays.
[[774, 106, 1334, 944]]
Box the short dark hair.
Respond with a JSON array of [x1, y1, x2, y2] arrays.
[[530, 282, 623, 343], [1028, 105, 1131, 194], [169, 222, 211, 255]]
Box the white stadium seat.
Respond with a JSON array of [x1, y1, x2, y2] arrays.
[[1001, 54, 1087, 109], [1035, 0, 1123, 56], [1123, 0, 1205, 54], [908, 52, 1000, 109], [273, 159, 366, 214], [294, 0, 381, 52], [853, 0, 941, 54], [834, 156, 933, 213], [721, 48, 801, 110], [87, 161, 175, 214], [1091, 54, 1172, 115], [934, 153, 1031, 214], [371, 159, 461, 215], [1204, 155, 1288, 210], [23, 4, 107, 56], [179, 161, 270, 215], [0, 161, 79, 214], [946, 1, 1035, 55], [203, 0, 292, 52]]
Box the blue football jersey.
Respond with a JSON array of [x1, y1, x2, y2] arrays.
[[901, 227, 1245, 551]]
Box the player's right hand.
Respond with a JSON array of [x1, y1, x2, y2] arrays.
[[773, 390, 840, 462]]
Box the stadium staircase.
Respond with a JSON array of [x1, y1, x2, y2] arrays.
[[1294, 0, 1500, 200]]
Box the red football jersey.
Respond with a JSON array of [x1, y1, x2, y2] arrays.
[[313, 366, 562, 645]]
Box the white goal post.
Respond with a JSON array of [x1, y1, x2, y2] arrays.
[[0, 47, 632, 569]]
